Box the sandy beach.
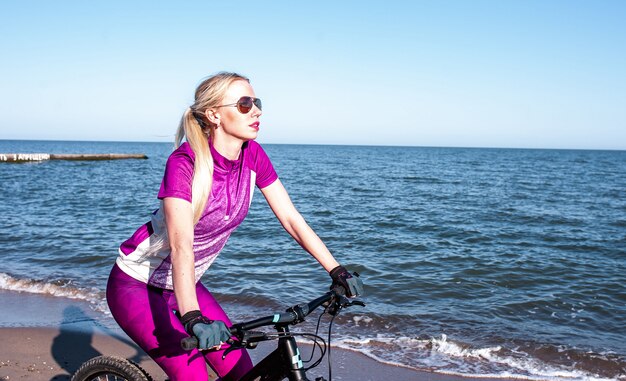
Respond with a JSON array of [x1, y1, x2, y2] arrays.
[[0, 290, 487, 381]]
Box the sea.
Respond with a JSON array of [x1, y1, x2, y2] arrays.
[[0, 139, 624, 380]]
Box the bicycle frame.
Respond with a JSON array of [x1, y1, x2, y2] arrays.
[[239, 325, 309, 381]]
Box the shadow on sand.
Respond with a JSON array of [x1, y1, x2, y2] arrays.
[[49, 305, 145, 381]]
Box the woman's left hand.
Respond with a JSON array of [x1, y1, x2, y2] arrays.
[[329, 265, 364, 297]]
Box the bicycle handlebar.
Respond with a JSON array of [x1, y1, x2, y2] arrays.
[[181, 287, 362, 351], [231, 290, 335, 332]]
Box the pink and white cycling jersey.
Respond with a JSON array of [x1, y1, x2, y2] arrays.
[[115, 139, 278, 289]]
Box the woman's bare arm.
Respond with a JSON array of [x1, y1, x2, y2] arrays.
[[163, 197, 199, 315]]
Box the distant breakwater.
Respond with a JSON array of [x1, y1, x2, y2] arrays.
[[0, 153, 148, 162]]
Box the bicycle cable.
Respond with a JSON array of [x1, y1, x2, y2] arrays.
[[303, 307, 326, 363], [327, 311, 337, 381], [303, 310, 329, 371]]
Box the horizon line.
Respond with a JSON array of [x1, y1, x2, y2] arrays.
[[1, 138, 624, 153]]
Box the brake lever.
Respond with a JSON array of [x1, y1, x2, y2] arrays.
[[221, 337, 245, 360], [327, 295, 366, 315], [222, 345, 239, 360], [348, 300, 366, 307]]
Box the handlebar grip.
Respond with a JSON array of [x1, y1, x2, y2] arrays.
[[181, 336, 198, 351], [332, 285, 346, 296]]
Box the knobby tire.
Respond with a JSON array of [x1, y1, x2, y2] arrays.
[[70, 355, 152, 381]]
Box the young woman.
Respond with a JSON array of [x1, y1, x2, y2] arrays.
[[106, 72, 363, 381]]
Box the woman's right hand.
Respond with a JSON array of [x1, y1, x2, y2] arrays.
[[181, 310, 231, 350], [191, 320, 231, 350]]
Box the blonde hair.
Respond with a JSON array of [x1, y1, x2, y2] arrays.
[[175, 72, 250, 224]]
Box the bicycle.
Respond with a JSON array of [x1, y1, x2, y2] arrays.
[[71, 287, 364, 381]]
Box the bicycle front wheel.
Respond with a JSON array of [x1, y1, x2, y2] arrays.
[[71, 355, 152, 381]]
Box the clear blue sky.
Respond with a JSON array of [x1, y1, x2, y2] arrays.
[[1, 1, 625, 149]]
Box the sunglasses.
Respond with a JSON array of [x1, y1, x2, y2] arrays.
[[216, 96, 262, 114]]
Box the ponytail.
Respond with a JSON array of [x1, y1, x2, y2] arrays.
[[175, 107, 214, 225]]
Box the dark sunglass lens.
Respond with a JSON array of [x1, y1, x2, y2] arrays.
[[254, 98, 262, 111], [237, 97, 253, 114]]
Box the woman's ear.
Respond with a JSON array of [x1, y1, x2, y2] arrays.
[[205, 109, 220, 125]]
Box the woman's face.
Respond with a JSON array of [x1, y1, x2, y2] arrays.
[[213, 80, 262, 143]]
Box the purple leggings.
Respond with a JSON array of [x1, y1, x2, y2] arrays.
[[106, 264, 253, 381]]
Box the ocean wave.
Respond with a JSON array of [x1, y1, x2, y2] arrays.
[[0, 272, 108, 314], [335, 334, 624, 381]]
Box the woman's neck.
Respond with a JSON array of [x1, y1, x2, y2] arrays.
[[211, 134, 243, 160]]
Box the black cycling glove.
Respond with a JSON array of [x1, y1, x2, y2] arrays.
[[329, 265, 364, 297], [181, 310, 231, 350]]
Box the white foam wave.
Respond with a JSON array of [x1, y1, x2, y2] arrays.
[[431, 334, 502, 359], [333, 337, 420, 370], [352, 315, 373, 326], [0, 272, 109, 314], [334, 334, 622, 381]]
